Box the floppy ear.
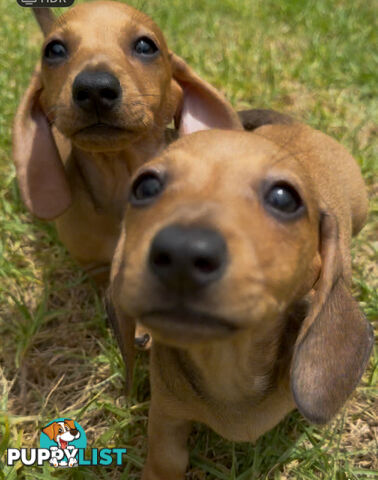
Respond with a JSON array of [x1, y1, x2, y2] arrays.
[[291, 213, 374, 424], [13, 68, 71, 220], [32, 8, 55, 36], [65, 419, 75, 430], [42, 423, 56, 440], [105, 290, 135, 395], [170, 53, 242, 135]]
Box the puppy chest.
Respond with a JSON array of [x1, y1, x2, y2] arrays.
[[185, 390, 295, 443]]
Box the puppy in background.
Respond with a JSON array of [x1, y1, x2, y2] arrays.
[[107, 124, 373, 479], [13, 1, 242, 283]]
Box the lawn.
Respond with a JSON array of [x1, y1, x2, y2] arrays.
[[0, 0, 377, 478]]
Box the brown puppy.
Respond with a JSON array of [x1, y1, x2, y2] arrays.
[[107, 125, 373, 479], [13, 1, 241, 281]]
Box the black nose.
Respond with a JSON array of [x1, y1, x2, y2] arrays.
[[149, 225, 227, 293], [72, 71, 121, 113]]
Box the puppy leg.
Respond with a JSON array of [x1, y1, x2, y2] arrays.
[[142, 402, 191, 480]]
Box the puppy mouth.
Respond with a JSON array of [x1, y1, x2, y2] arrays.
[[139, 308, 239, 343], [74, 123, 131, 136]]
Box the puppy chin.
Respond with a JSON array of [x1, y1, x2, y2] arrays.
[[71, 130, 136, 152], [139, 310, 240, 348], [55, 115, 151, 152]]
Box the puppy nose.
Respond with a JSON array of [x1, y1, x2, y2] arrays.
[[149, 225, 227, 292], [72, 71, 121, 112]]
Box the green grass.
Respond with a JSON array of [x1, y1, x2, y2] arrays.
[[0, 0, 377, 478]]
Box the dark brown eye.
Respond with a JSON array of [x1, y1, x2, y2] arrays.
[[133, 36, 159, 58], [264, 182, 304, 219], [44, 40, 68, 64], [131, 172, 164, 205]]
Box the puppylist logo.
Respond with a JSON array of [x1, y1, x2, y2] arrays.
[[7, 418, 126, 468], [17, 0, 74, 7]]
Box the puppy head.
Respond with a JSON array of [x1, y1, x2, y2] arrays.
[[109, 129, 372, 419], [32, 1, 240, 149], [36, 1, 178, 151], [111, 130, 321, 341], [13, 1, 241, 220]]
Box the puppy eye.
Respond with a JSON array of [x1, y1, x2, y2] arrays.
[[58, 428, 63, 433], [133, 36, 159, 58], [131, 172, 164, 205], [264, 182, 304, 219], [44, 40, 68, 63]]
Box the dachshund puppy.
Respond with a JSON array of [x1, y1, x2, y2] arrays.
[[107, 125, 373, 479], [13, 1, 241, 282]]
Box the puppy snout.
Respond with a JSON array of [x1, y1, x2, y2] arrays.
[[72, 71, 122, 113], [149, 225, 227, 292]]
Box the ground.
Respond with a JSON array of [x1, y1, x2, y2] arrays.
[[0, 0, 377, 479]]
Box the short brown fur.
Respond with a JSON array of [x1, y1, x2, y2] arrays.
[[108, 126, 373, 479]]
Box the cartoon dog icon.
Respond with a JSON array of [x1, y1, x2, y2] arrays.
[[42, 419, 80, 467]]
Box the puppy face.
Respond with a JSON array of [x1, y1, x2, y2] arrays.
[[112, 130, 322, 345], [39, 1, 178, 151]]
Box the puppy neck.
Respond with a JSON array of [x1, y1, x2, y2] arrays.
[[186, 328, 283, 404], [154, 301, 306, 407], [70, 132, 167, 216]]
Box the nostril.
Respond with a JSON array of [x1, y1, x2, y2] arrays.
[[75, 89, 90, 103], [100, 87, 118, 100], [193, 256, 219, 274], [152, 251, 172, 268]]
